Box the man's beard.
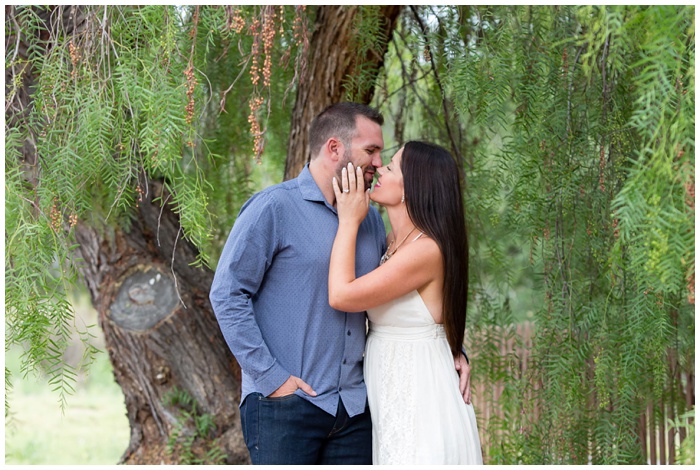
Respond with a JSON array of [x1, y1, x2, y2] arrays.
[[336, 150, 374, 190]]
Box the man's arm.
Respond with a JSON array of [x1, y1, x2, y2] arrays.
[[454, 353, 472, 405], [210, 193, 297, 397]]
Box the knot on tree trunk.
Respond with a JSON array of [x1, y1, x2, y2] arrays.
[[109, 266, 179, 331]]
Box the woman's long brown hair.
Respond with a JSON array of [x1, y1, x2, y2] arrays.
[[401, 141, 469, 356]]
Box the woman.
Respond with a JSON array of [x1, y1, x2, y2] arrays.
[[329, 141, 482, 464]]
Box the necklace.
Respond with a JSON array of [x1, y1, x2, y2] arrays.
[[380, 227, 417, 265]]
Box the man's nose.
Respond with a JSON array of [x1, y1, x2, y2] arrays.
[[371, 153, 382, 168]]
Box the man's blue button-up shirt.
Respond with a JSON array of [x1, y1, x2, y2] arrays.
[[210, 165, 386, 418]]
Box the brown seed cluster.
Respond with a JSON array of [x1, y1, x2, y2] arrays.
[[676, 77, 688, 96], [248, 96, 265, 159], [184, 64, 197, 125], [293, 6, 308, 47], [50, 200, 62, 232], [262, 7, 276, 87], [69, 41, 80, 79], [69, 213, 78, 228], [135, 185, 145, 208], [293, 6, 304, 37], [228, 7, 246, 34], [249, 17, 261, 86], [292, 6, 309, 81], [226, 6, 306, 164], [423, 45, 431, 63], [190, 6, 200, 40], [150, 149, 160, 170]]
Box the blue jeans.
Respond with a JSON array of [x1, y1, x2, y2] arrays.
[[240, 392, 372, 465]]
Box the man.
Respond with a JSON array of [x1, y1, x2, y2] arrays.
[[210, 102, 470, 464]]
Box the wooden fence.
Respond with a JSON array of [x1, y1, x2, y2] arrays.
[[467, 322, 695, 464]]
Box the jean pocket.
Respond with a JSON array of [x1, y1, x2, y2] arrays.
[[240, 393, 260, 454], [259, 392, 299, 403]]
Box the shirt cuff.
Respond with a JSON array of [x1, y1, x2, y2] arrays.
[[255, 361, 292, 397], [461, 346, 470, 364]]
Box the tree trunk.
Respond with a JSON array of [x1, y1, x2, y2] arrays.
[[73, 181, 248, 464], [6, 6, 246, 463], [284, 5, 403, 180]]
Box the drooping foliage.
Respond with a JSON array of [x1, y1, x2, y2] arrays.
[[5, 4, 311, 413], [5, 4, 694, 464], [367, 4, 693, 464], [431, 5, 693, 464]]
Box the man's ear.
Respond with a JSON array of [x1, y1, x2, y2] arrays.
[[326, 137, 343, 161]]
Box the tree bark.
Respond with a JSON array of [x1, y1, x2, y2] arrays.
[[73, 181, 248, 464], [283, 5, 403, 180]]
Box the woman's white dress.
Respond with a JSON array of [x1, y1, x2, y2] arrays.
[[364, 290, 483, 465]]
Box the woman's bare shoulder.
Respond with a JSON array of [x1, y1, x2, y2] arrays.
[[401, 234, 442, 263]]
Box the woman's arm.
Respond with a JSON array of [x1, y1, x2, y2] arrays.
[[329, 163, 441, 313], [329, 164, 368, 304]]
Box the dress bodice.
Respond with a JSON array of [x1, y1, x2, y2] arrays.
[[366, 290, 445, 342], [367, 290, 436, 326]]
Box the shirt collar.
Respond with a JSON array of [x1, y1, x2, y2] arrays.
[[298, 163, 328, 203], [297, 164, 338, 213]]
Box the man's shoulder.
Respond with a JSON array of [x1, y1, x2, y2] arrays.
[[244, 178, 298, 209], [260, 177, 298, 197]]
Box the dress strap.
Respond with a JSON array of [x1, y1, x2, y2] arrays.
[[411, 231, 424, 242]]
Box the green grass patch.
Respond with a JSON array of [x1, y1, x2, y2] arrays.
[[5, 345, 130, 464], [5, 293, 131, 466]]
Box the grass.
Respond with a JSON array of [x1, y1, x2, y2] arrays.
[[5, 294, 130, 465]]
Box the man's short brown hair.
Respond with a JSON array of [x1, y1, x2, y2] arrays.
[[308, 102, 384, 159]]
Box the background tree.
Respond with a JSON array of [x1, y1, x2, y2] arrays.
[[5, 4, 694, 465]]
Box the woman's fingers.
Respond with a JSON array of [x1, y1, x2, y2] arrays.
[[332, 176, 341, 197], [344, 162, 365, 193], [356, 164, 364, 192], [337, 163, 368, 202], [345, 163, 355, 193], [341, 166, 349, 193]]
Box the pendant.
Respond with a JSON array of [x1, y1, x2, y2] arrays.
[[379, 248, 394, 265], [380, 252, 389, 265]]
